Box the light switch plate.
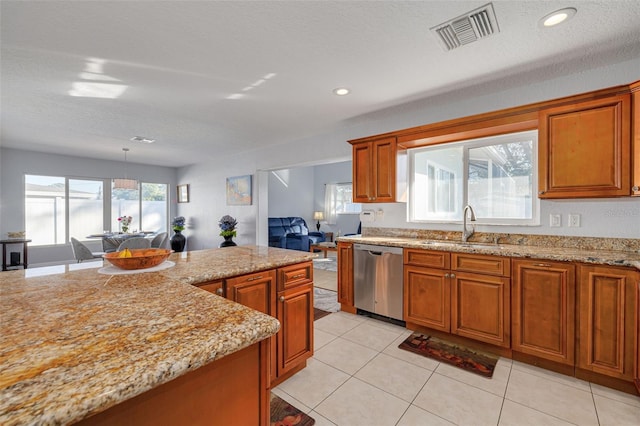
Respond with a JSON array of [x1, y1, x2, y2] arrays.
[[550, 214, 561, 227]]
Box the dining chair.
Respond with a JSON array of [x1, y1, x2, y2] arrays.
[[70, 237, 105, 262], [117, 237, 151, 251], [150, 232, 168, 249]]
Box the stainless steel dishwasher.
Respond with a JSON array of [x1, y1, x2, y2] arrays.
[[353, 244, 404, 321]]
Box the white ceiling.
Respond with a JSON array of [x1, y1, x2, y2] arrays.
[[2, 1, 640, 168]]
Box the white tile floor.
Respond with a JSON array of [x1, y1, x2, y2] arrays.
[[274, 310, 640, 426]]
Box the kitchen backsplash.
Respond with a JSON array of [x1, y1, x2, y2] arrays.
[[362, 227, 640, 252]]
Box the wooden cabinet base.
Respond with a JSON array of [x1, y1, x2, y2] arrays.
[[76, 340, 270, 426], [576, 368, 639, 396]]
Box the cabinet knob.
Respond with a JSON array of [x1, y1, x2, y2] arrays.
[[216, 288, 224, 295], [444, 273, 450, 278], [538, 190, 546, 195], [279, 296, 285, 302], [450, 273, 456, 278], [633, 185, 639, 192]]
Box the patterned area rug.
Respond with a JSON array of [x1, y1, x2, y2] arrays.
[[314, 288, 340, 312], [399, 332, 498, 378], [312, 257, 337, 272], [270, 394, 315, 426]]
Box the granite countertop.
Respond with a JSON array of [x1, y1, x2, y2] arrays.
[[0, 245, 314, 426], [337, 236, 640, 270]]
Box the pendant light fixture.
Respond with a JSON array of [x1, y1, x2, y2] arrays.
[[113, 147, 138, 190]]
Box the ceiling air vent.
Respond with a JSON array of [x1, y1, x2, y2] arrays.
[[431, 3, 500, 51]]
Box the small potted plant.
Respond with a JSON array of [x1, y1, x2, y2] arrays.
[[218, 215, 238, 247], [170, 216, 187, 252]]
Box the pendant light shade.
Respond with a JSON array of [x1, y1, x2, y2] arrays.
[[113, 147, 138, 190]]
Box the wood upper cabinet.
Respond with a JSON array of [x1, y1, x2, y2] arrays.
[[352, 136, 397, 203], [511, 259, 576, 365], [226, 270, 276, 316], [337, 242, 355, 312], [538, 94, 631, 198], [631, 81, 640, 196], [578, 264, 638, 380]]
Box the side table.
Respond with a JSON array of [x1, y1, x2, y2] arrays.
[[1, 239, 32, 271]]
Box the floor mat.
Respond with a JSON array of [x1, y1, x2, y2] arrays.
[[314, 287, 340, 312], [270, 394, 315, 426], [314, 308, 332, 321], [398, 332, 498, 378]]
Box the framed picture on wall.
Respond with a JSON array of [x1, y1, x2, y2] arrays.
[[177, 184, 190, 203], [226, 175, 252, 205]]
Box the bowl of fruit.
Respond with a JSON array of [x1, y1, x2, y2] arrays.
[[103, 248, 172, 270]]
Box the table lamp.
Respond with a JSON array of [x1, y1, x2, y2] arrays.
[[313, 211, 324, 232]]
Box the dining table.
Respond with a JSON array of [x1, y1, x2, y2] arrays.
[[86, 232, 155, 252]]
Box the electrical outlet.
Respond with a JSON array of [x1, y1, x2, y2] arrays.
[[568, 213, 581, 227], [549, 214, 561, 227]]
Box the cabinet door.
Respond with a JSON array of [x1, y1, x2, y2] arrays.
[[578, 265, 637, 380], [352, 142, 372, 202], [404, 265, 450, 331], [538, 94, 631, 198], [277, 283, 314, 376], [512, 260, 575, 365], [372, 137, 396, 202], [451, 271, 510, 347], [196, 280, 225, 297], [631, 81, 640, 196], [337, 242, 355, 311], [226, 270, 276, 316]]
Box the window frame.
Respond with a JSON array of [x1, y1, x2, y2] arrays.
[[408, 130, 539, 226], [25, 174, 169, 246]]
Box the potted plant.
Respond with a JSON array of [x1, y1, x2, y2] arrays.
[[218, 215, 238, 247], [170, 216, 186, 252], [118, 215, 132, 233]]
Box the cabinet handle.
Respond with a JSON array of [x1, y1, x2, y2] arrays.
[[533, 263, 552, 267], [450, 273, 455, 278], [247, 276, 263, 282], [538, 190, 546, 195], [279, 296, 285, 302], [292, 273, 305, 279], [444, 273, 450, 278], [633, 185, 639, 191], [216, 288, 224, 295]]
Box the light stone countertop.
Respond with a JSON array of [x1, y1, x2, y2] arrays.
[[0, 245, 315, 426], [337, 236, 640, 270]]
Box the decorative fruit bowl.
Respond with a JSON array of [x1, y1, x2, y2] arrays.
[[103, 248, 172, 270]]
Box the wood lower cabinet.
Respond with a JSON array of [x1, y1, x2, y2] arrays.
[[351, 136, 397, 202], [226, 270, 277, 316], [451, 271, 510, 348], [196, 280, 225, 297], [538, 94, 631, 198], [337, 242, 355, 313], [277, 282, 313, 377], [578, 264, 638, 380], [404, 265, 450, 332], [404, 249, 511, 348], [512, 260, 576, 365]]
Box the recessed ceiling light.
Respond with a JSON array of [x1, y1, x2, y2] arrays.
[[333, 87, 350, 96], [540, 7, 576, 27], [130, 136, 155, 144]]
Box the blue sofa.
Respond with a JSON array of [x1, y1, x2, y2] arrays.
[[268, 217, 325, 251]]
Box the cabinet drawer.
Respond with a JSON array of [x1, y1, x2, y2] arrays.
[[452, 253, 510, 277], [404, 249, 450, 269], [278, 261, 313, 291]]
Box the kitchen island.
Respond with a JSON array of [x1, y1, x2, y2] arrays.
[[0, 245, 315, 425]]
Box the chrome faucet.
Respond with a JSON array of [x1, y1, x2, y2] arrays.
[[462, 205, 476, 242]]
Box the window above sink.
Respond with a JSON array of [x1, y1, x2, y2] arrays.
[[407, 130, 539, 226]]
